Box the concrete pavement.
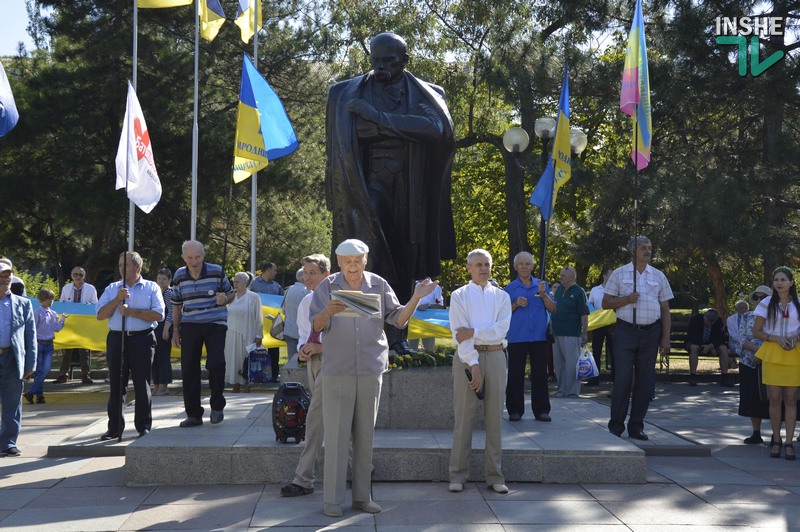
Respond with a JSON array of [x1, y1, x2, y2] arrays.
[[1, 379, 800, 530]]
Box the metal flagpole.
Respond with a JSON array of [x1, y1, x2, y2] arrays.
[[119, 2, 140, 442], [129, 2, 138, 252], [190, 0, 199, 239], [250, 1, 259, 274], [632, 104, 639, 326]]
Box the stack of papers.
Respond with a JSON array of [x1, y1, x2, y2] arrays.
[[331, 290, 382, 319]]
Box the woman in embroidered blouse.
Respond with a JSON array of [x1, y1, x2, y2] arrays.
[[738, 286, 772, 444], [753, 267, 800, 460], [224, 272, 264, 393]]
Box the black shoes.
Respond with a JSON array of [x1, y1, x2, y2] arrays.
[[535, 413, 552, 422], [138, 429, 150, 438], [23, 392, 34, 404], [391, 341, 420, 355], [688, 374, 698, 387], [508, 413, 521, 422], [280, 483, 314, 497], [180, 417, 203, 428], [210, 410, 224, 424], [100, 431, 120, 441], [744, 433, 763, 444], [628, 431, 649, 441], [771, 437, 783, 458], [1, 447, 21, 457]]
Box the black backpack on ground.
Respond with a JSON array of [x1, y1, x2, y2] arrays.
[[272, 382, 310, 444]]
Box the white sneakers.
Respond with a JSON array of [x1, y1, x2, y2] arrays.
[[353, 500, 382, 513], [449, 482, 508, 494], [490, 483, 509, 494]]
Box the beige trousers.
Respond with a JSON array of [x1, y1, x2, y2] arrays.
[[322, 373, 382, 506], [449, 348, 506, 485], [291, 355, 324, 489]]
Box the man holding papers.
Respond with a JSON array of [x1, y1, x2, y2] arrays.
[[310, 239, 438, 518]]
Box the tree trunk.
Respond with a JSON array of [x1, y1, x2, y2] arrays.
[[703, 249, 728, 320]]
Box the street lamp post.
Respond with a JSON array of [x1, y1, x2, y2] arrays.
[[504, 121, 588, 281]]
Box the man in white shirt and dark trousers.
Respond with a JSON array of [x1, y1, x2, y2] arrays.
[[603, 236, 673, 441], [448, 249, 511, 494]]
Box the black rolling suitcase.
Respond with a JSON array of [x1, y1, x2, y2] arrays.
[[272, 382, 310, 443]]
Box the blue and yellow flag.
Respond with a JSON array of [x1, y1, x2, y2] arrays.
[[233, 54, 299, 183], [234, 0, 262, 43], [138, 0, 192, 8], [530, 66, 571, 221], [0, 60, 19, 138], [200, 0, 226, 41], [620, 0, 652, 170]]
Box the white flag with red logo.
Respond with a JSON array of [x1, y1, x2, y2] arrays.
[[115, 81, 161, 213]]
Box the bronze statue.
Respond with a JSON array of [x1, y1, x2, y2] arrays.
[[325, 32, 456, 354]]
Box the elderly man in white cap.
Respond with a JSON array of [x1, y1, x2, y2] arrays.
[[310, 238, 438, 518]]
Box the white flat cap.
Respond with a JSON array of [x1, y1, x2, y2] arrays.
[[335, 239, 369, 256], [0, 262, 10, 273]]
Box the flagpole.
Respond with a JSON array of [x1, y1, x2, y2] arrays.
[[129, 2, 139, 252], [190, 0, 199, 240], [632, 104, 640, 325], [250, 1, 258, 274], [117, 4, 141, 443]]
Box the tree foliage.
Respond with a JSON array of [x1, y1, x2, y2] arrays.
[[2, 0, 799, 315]]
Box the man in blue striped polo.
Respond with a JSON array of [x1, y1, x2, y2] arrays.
[[171, 240, 234, 427]]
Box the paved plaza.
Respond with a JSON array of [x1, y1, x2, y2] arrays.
[[1, 378, 799, 531]]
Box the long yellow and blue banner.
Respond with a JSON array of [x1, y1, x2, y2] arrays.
[[35, 295, 615, 352]]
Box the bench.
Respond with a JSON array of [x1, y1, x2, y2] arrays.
[[658, 323, 688, 377], [660, 319, 733, 380]]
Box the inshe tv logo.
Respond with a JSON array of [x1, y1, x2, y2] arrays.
[[715, 16, 785, 76]]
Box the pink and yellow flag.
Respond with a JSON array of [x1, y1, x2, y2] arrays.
[[620, 0, 651, 170]]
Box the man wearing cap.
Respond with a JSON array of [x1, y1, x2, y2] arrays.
[[448, 249, 511, 495], [96, 252, 164, 440], [603, 236, 673, 441], [310, 238, 438, 517], [686, 309, 732, 387], [171, 240, 234, 427], [0, 260, 36, 457]]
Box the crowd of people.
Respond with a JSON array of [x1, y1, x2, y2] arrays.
[[2, 234, 799, 514]]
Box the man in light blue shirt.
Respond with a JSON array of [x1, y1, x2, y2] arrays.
[[0, 260, 36, 457], [96, 252, 164, 440]]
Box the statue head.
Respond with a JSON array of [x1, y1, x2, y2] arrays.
[[370, 32, 409, 84]]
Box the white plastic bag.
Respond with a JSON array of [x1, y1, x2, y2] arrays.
[[576, 346, 599, 380]]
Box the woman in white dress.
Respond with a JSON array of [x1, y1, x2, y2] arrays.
[[224, 272, 264, 392]]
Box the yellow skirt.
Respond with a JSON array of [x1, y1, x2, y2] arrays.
[[757, 342, 800, 386]]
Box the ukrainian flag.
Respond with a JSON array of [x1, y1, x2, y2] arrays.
[[530, 65, 571, 221], [200, 0, 226, 41], [138, 0, 192, 8], [620, 0, 652, 170], [233, 54, 299, 183], [234, 0, 262, 43]]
